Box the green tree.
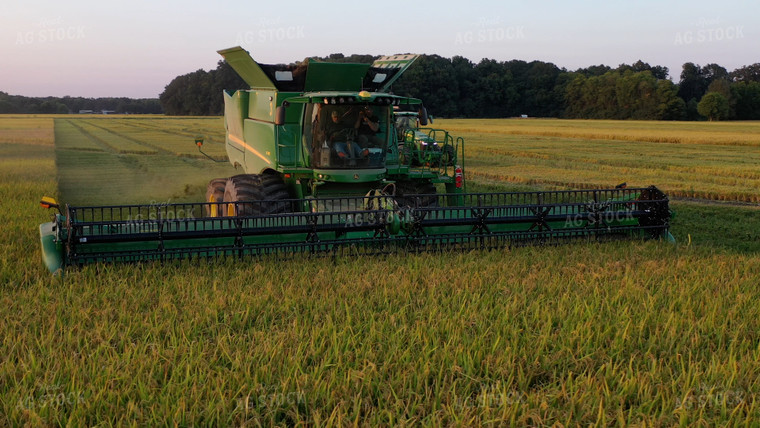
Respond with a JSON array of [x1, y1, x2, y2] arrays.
[[617, 60, 669, 80], [701, 63, 729, 82], [524, 61, 563, 117], [56, 103, 69, 114], [616, 70, 659, 119], [159, 69, 216, 115], [562, 73, 586, 118], [730, 63, 760, 82], [393, 55, 460, 117], [0, 100, 12, 113], [706, 79, 734, 117], [697, 92, 730, 121], [451, 56, 477, 117], [160, 73, 192, 115], [575, 64, 611, 77], [678, 62, 707, 103], [730, 81, 760, 119], [685, 98, 700, 120], [655, 80, 686, 120], [472, 59, 515, 117]]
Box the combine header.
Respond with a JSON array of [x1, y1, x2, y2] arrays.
[[39, 48, 672, 272]]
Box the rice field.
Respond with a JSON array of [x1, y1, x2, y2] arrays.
[[48, 116, 760, 205], [437, 119, 760, 202], [1, 115, 759, 426], [52, 116, 235, 205]]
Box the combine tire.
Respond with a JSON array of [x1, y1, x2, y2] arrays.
[[394, 180, 438, 208], [260, 172, 291, 206], [205, 178, 227, 217], [223, 173, 291, 216], [442, 145, 456, 166]]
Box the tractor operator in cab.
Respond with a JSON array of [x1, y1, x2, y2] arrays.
[[325, 109, 368, 163], [355, 106, 381, 148]]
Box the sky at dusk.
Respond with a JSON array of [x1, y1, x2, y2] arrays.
[[1, 0, 757, 98]]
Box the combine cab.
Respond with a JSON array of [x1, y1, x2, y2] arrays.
[[38, 48, 673, 272]]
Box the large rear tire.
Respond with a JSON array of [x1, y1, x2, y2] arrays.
[[259, 172, 291, 205], [223, 173, 291, 216], [394, 180, 438, 208], [205, 178, 227, 217]]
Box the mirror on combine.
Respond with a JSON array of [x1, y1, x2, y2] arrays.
[[418, 107, 429, 126], [275, 105, 287, 126]]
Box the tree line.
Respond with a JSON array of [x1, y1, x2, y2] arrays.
[[0, 92, 162, 114], [159, 55, 760, 121], [393, 57, 760, 121], [3, 56, 759, 121]]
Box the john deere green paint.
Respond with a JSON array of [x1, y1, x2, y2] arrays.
[[38, 48, 672, 272]]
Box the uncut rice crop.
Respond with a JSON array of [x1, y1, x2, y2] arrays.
[[439, 119, 760, 202], [0, 116, 54, 146], [1, 116, 759, 426]]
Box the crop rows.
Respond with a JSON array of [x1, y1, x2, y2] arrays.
[[442, 120, 760, 202], [51, 117, 235, 205], [81, 118, 227, 158], [1, 116, 759, 426], [442, 118, 760, 147]]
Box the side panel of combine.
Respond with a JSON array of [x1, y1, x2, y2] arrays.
[[241, 89, 275, 173], [242, 119, 275, 173], [275, 92, 306, 168], [225, 87, 309, 173], [248, 90, 277, 120], [223, 90, 248, 169]]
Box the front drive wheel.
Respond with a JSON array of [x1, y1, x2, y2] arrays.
[[223, 173, 292, 217], [205, 178, 227, 217]]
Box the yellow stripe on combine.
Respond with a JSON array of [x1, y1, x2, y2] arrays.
[[228, 134, 272, 165]]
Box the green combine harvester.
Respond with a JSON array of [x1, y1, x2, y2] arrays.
[[38, 47, 673, 273]]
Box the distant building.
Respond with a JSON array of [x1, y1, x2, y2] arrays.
[[79, 109, 93, 114], [101, 110, 116, 115]]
